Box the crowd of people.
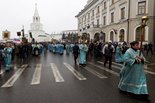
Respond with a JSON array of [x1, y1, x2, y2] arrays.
[[0, 42, 48, 72], [0, 40, 154, 101]]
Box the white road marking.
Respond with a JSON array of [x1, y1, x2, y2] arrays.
[[13, 64, 18, 70], [31, 64, 42, 85], [1, 64, 28, 88], [146, 62, 155, 66], [83, 66, 107, 79], [63, 63, 87, 80], [0, 70, 5, 75], [50, 63, 64, 82], [87, 62, 119, 76], [98, 61, 155, 75], [111, 61, 155, 75], [97, 61, 122, 70], [144, 70, 155, 75]]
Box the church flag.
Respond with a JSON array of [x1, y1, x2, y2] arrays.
[[17, 32, 21, 36]]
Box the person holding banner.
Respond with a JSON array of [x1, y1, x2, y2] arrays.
[[118, 41, 149, 100]]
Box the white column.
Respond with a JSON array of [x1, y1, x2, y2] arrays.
[[107, 0, 110, 25]]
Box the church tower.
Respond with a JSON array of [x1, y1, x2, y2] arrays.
[[29, 4, 47, 42], [31, 3, 43, 30], [33, 3, 40, 23]]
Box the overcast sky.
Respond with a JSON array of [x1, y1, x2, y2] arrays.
[[0, 0, 87, 39]]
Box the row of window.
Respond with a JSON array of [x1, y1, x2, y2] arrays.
[[79, 0, 146, 27], [81, 26, 145, 42]]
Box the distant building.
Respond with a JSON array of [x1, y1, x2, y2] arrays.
[[76, 0, 155, 45], [62, 30, 78, 43], [28, 4, 51, 42], [50, 30, 78, 43], [50, 33, 63, 42]]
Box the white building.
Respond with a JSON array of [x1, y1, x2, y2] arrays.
[[28, 4, 51, 42], [76, 0, 155, 45], [62, 30, 78, 42], [50, 33, 62, 41]]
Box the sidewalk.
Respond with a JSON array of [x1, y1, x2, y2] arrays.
[[143, 52, 155, 62], [144, 52, 155, 68]]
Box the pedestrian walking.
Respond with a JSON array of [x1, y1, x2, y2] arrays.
[[66, 42, 71, 55], [147, 42, 153, 55], [88, 42, 94, 58], [73, 42, 79, 64], [115, 43, 123, 63], [2, 43, 13, 72], [0, 48, 3, 72], [143, 43, 148, 54], [59, 43, 64, 55], [118, 41, 149, 100], [122, 42, 128, 54], [79, 41, 88, 65], [102, 41, 115, 69]]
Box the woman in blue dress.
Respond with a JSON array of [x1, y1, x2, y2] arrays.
[[52, 43, 56, 54], [79, 41, 88, 65], [3, 43, 13, 71], [118, 41, 149, 100], [115, 43, 124, 63], [66, 42, 70, 55], [59, 43, 64, 55]]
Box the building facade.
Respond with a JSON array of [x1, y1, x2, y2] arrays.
[[76, 0, 155, 45], [50, 33, 63, 41], [28, 4, 51, 42], [62, 30, 78, 43]]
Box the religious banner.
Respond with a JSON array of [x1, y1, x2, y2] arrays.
[[2, 30, 10, 40], [29, 32, 33, 38], [17, 32, 21, 36]]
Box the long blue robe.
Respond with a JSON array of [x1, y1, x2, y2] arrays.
[[55, 44, 59, 53], [48, 44, 52, 52], [66, 44, 70, 55], [59, 44, 64, 55], [79, 44, 88, 64], [3, 47, 13, 71], [115, 46, 123, 63], [118, 48, 148, 94], [70, 44, 74, 53], [52, 44, 56, 53]]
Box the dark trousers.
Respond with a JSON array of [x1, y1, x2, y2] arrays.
[[0, 61, 1, 71], [147, 49, 153, 55], [89, 50, 93, 57], [74, 53, 78, 63], [104, 56, 112, 69]]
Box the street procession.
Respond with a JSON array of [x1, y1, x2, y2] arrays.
[[0, 0, 155, 103], [0, 35, 153, 102]]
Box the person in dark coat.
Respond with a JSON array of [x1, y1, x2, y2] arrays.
[[102, 41, 115, 69], [147, 42, 153, 55], [0, 47, 3, 72], [73, 42, 79, 64], [88, 42, 94, 58]]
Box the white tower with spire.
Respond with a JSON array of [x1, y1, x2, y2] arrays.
[[29, 4, 50, 42]]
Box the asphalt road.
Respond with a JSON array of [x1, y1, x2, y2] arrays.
[[0, 51, 154, 103]]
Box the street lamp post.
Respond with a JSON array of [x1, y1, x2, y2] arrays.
[[140, 16, 149, 55], [21, 25, 27, 43]]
